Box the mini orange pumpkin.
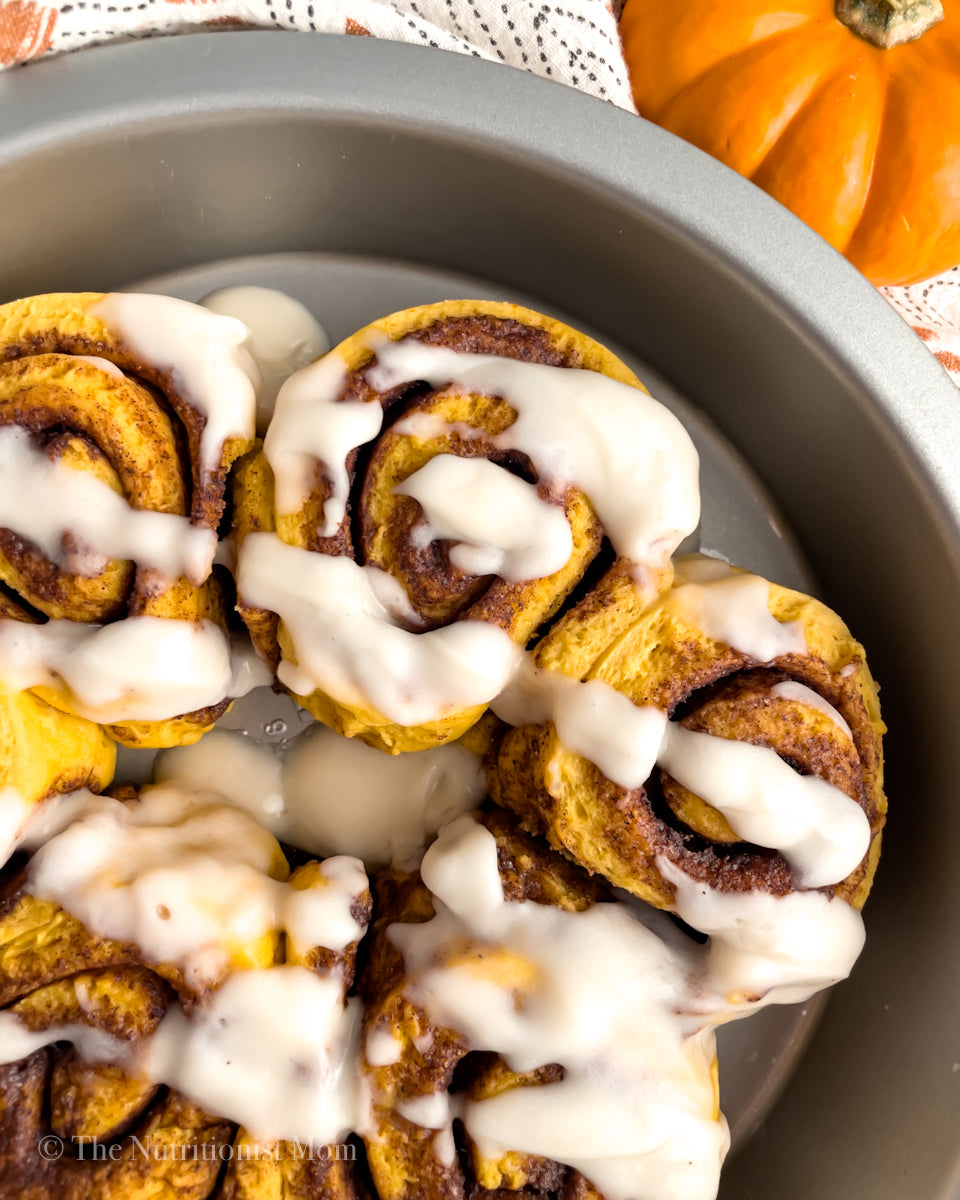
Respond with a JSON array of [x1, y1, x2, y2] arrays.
[[620, 0, 960, 287]]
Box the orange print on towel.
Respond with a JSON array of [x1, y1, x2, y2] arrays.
[[345, 17, 372, 34], [911, 326, 960, 381], [0, 0, 56, 65], [933, 348, 960, 377], [204, 14, 260, 24]]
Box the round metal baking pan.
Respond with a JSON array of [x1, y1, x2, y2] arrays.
[[2, 33, 960, 1199]]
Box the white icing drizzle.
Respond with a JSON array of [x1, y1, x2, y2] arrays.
[[262, 335, 699, 562], [0, 617, 265, 724], [237, 533, 523, 724], [213, 533, 238, 573], [263, 353, 372, 529], [492, 657, 667, 791], [91, 294, 258, 475], [143, 967, 365, 1145], [0, 426, 216, 584], [0, 970, 367, 1148], [15, 788, 116, 856], [74, 355, 124, 377], [22, 785, 367, 987], [365, 564, 428, 627], [367, 338, 701, 564], [366, 1026, 404, 1067], [155, 726, 485, 869], [395, 1091, 452, 1129], [395, 454, 574, 581], [155, 731, 286, 834], [657, 725, 870, 889], [660, 859, 867, 1012], [671, 555, 733, 586], [228, 633, 276, 698], [0, 1010, 133, 1067], [669, 555, 807, 661], [284, 854, 369, 960], [386, 817, 729, 1200], [283, 725, 484, 867], [412, 1029, 435, 1055], [433, 1125, 458, 1169], [771, 680, 853, 736], [494, 653, 869, 888], [200, 286, 330, 434], [0, 786, 32, 867], [0, 808, 868, 1159]]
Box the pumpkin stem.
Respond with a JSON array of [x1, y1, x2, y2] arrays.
[[835, 0, 944, 46]]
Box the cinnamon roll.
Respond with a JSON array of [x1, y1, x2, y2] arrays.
[[489, 554, 886, 919], [0, 292, 260, 748], [360, 808, 728, 1200], [0, 780, 372, 1200], [234, 300, 698, 753]]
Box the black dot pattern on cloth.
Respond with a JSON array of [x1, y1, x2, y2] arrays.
[[0, 0, 636, 112]]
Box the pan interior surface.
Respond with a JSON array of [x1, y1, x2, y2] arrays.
[[1, 32, 960, 1200]]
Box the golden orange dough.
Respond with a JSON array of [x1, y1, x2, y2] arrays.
[[0, 683, 115, 807], [0, 293, 255, 748], [0, 789, 372, 1200], [489, 557, 886, 913], [233, 299, 657, 754]]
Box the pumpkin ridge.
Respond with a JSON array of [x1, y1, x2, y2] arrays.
[[748, 63, 843, 183], [841, 52, 953, 279], [836, 65, 890, 255], [654, 24, 821, 119], [659, 25, 839, 176], [620, 0, 822, 117], [750, 57, 886, 253], [906, 19, 960, 70]]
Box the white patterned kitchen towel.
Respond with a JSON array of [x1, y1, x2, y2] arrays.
[[0, 0, 634, 108], [882, 271, 960, 386]]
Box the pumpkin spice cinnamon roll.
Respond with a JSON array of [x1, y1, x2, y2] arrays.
[[0, 779, 372, 1200], [234, 299, 699, 753], [0, 292, 261, 747], [361, 808, 728, 1200], [489, 554, 886, 947]]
